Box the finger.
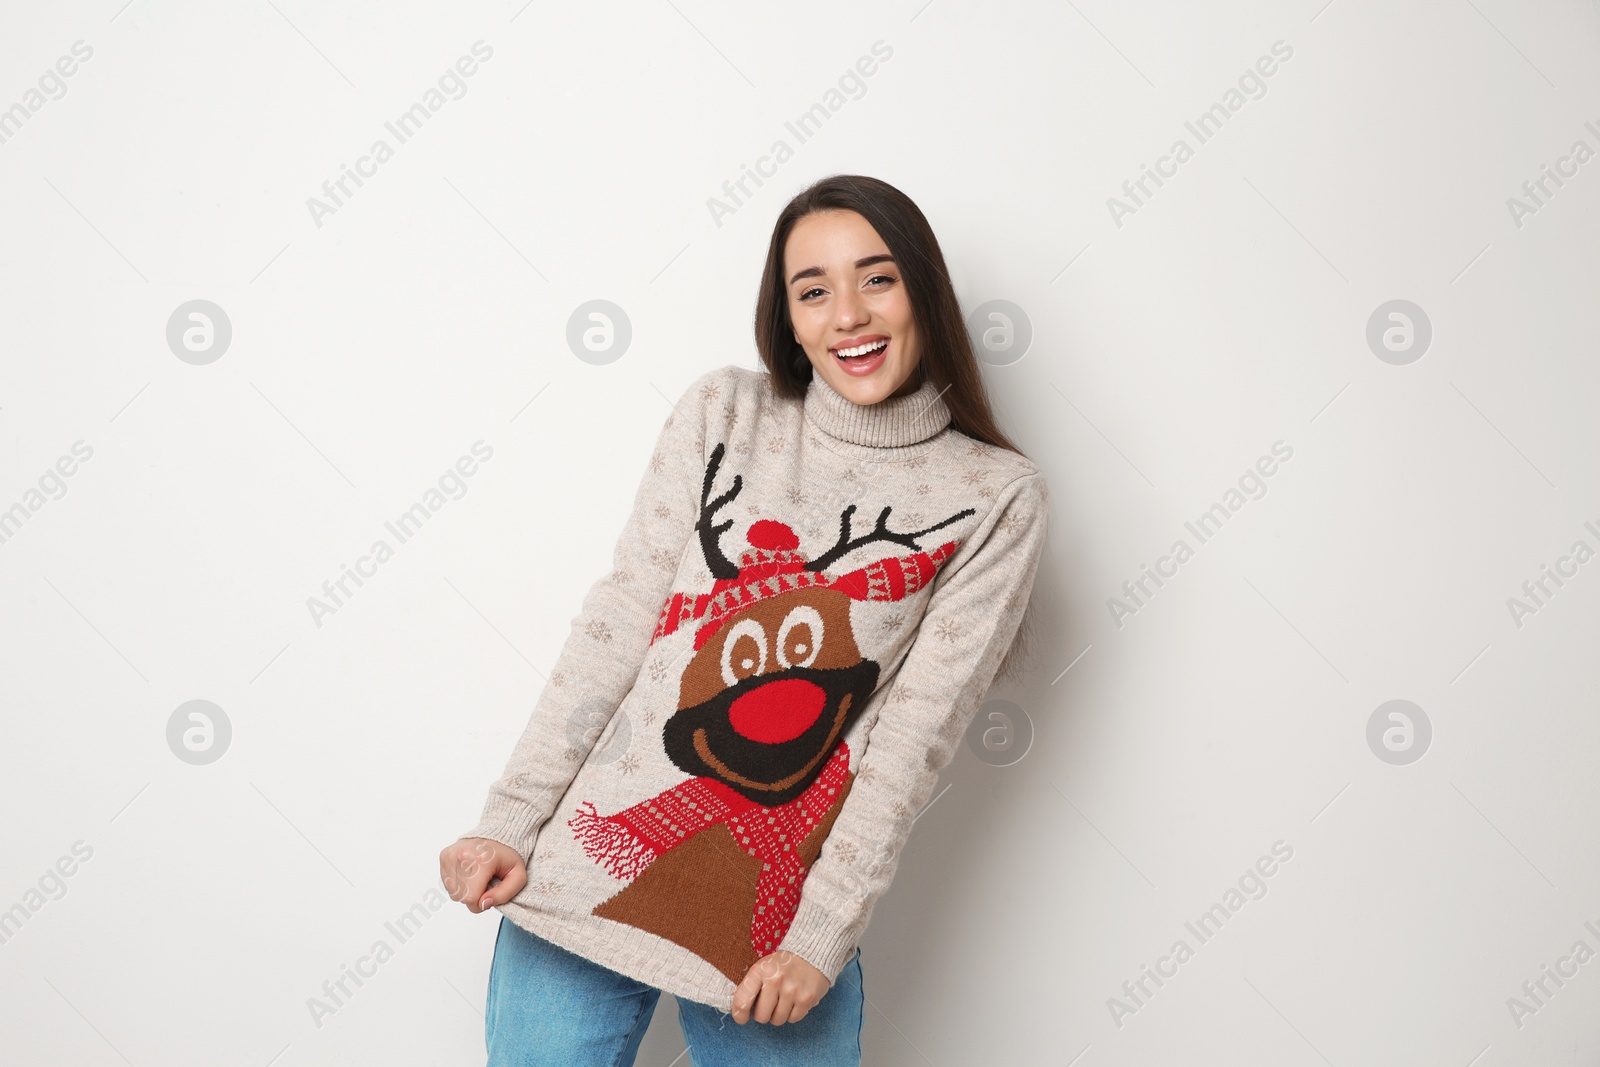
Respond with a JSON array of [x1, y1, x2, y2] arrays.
[[752, 979, 781, 1025], [770, 990, 795, 1026], [478, 856, 526, 910], [451, 858, 491, 912], [459, 839, 496, 881], [731, 963, 766, 1025], [442, 840, 493, 902], [463, 871, 491, 912]]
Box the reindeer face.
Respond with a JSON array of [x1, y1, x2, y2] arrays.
[[649, 442, 972, 805], [662, 587, 879, 806]]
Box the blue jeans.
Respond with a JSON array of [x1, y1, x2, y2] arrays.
[[485, 917, 864, 1066]]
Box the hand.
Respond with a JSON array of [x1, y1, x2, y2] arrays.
[[439, 837, 527, 913], [730, 950, 829, 1025]]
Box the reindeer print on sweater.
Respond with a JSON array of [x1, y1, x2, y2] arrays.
[[568, 442, 974, 983], [461, 364, 1049, 1012]]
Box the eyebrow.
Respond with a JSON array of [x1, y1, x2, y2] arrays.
[[788, 254, 895, 287]]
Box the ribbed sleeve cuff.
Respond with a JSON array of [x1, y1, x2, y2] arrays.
[[776, 892, 863, 985], [459, 793, 546, 863]]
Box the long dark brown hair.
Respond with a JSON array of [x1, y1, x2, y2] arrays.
[[754, 174, 1024, 457], [753, 175, 1040, 681]]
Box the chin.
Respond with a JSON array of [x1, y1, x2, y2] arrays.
[[822, 363, 910, 406]]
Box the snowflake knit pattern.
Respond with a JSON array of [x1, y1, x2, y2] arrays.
[[461, 364, 1049, 1013]]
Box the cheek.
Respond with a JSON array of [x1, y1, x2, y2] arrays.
[[789, 305, 823, 346], [878, 293, 915, 339]]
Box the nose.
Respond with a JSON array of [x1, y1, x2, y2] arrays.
[[727, 678, 827, 744], [834, 288, 867, 329]]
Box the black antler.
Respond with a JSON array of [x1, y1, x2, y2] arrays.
[[803, 504, 975, 573], [696, 443, 743, 579]]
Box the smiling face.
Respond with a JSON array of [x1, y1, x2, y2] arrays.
[[785, 208, 923, 406]]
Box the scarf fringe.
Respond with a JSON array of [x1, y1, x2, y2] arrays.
[[567, 800, 658, 881]]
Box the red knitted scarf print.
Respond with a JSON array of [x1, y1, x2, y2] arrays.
[[570, 743, 852, 958]]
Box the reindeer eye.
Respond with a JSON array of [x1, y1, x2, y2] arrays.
[[720, 619, 767, 687], [776, 606, 824, 670]]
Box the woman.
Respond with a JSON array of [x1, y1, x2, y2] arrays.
[[440, 174, 1049, 1066]]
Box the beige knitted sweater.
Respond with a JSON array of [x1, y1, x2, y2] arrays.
[[461, 364, 1048, 1012]]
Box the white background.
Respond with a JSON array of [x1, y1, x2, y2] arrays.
[[2, 1, 1597, 1064]]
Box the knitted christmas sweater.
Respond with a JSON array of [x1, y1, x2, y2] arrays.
[[461, 364, 1049, 1012]]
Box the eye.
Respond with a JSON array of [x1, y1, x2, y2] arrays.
[[866, 273, 895, 287], [798, 285, 825, 301], [775, 606, 823, 670], [720, 618, 767, 687]]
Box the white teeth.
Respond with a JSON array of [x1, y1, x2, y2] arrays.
[[835, 339, 887, 358]]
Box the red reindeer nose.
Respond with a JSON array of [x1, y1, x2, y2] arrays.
[[727, 678, 826, 744]]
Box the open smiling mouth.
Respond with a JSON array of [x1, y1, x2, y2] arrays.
[[832, 338, 889, 375]]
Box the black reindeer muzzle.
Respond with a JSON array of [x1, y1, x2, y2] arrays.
[[663, 660, 879, 806]]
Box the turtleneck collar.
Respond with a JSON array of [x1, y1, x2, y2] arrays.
[[802, 372, 951, 448]]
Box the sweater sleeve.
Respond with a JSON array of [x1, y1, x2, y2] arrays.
[[458, 372, 714, 862], [775, 469, 1049, 981]]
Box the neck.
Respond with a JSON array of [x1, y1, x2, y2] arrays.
[[888, 367, 924, 399]]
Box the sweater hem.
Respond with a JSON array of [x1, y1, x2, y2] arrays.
[[495, 897, 740, 1014]]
